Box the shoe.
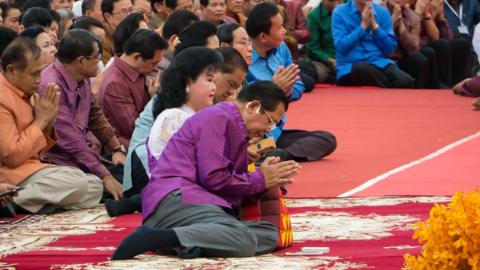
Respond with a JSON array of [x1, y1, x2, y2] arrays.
[[0, 204, 16, 217]]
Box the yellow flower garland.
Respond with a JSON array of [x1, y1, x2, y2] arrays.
[[404, 190, 480, 270]]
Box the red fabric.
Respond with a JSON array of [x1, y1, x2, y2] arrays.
[[241, 188, 293, 248], [1, 199, 440, 269], [285, 87, 479, 198]]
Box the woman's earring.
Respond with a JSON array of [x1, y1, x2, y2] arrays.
[[186, 86, 190, 93]]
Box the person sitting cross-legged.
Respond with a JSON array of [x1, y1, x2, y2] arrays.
[[40, 29, 126, 201], [246, 3, 337, 162], [0, 37, 103, 216], [332, 0, 415, 88]]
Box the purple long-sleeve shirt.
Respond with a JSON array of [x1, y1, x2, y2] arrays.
[[141, 102, 266, 221], [40, 60, 116, 179]]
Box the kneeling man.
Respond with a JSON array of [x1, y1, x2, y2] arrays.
[[112, 81, 300, 259]]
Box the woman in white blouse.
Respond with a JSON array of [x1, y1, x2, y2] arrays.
[[147, 47, 223, 170]]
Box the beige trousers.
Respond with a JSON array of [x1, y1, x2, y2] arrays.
[[14, 165, 103, 213]]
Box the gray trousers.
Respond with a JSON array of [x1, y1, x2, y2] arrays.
[[144, 190, 279, 257], [14, 165, 103, 213]]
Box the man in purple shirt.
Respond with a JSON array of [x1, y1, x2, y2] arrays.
[[40, 29, 125, 200], [112, 81, 300, 260], [97, 29, 168, 149], [198, 0, 237, 26]]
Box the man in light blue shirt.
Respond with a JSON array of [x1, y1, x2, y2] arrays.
[[332, 0, 414, 88], [246, 3, 337, 162]]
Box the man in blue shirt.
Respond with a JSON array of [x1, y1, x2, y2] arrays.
[[444, 0, 480, 38], [332, 0, 414, 88], [246, 3, 337, 162]]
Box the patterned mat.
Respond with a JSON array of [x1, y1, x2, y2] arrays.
[[0, 196, 450, 269]]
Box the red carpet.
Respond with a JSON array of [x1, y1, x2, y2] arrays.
[[0, 197, 450, 269], [285, 87, 480, 198]]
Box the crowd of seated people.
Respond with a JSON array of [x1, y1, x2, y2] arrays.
[[0, 0, 477, 261]]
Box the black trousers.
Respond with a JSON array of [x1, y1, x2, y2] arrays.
[[450, 36, 472, 84], [419, 46, 446, 89], [298, 60, 317, 93], [337, 62, 415, 88], [277, 129, 337, 162], [398, 52, 429, 89], [124, 151, 150, 198]]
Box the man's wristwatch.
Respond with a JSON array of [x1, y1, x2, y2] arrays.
[[112, 144, 126, 154]]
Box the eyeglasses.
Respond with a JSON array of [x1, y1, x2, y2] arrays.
[[85, 52, 102, 61], [112, 6, 134, 16], [264, 110, 276, 132]]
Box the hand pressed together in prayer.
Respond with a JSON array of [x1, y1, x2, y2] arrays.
[[260, 156, 301, 189], [33, 83, 60, 130], [272, 64, 300, 97], [103, 175, 124, 200], [361, 1, 378, 30]]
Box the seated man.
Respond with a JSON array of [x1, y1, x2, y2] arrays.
[[97, 29, 168, 148], [40, 29, 125, 201], [0, 37, 103, 215], [198, 0, 236, 26], [443, 0, 480, 39], [306, 0, 340, 83], [246, 3, 337, 162], [101, 0, 134, 64], [112, 81, 300, 260], [332, 0, 414, 88], [225, 0, 246, 26]]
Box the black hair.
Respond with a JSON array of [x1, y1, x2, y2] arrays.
[[237, 81, 289, 112], [0, 3, 22, 21], [101, 0, 120, 14], [21, 7, 52, 28], [22, 0, 51, 11], [57, 28, 102, 63], [71, 16, 104, 32], [217, 22, 241, 44], [19, 25, 45, 39], [199, 0, 208, 6], [152, 46, 223, 118], [161, 9, 198, 40], [174, 20, 217, 55], [150, 0, 163, 12], [124, 28, 168, 58], [12, 0, 28, 9], [164, 0, 177, 10], [0, 26, 18, 56], [82, 0, 97, 14], [215, 47, 247, 73], [246, 2, 278, 38], [1, 37, 41, 72], [112, 12, 145, 55]]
